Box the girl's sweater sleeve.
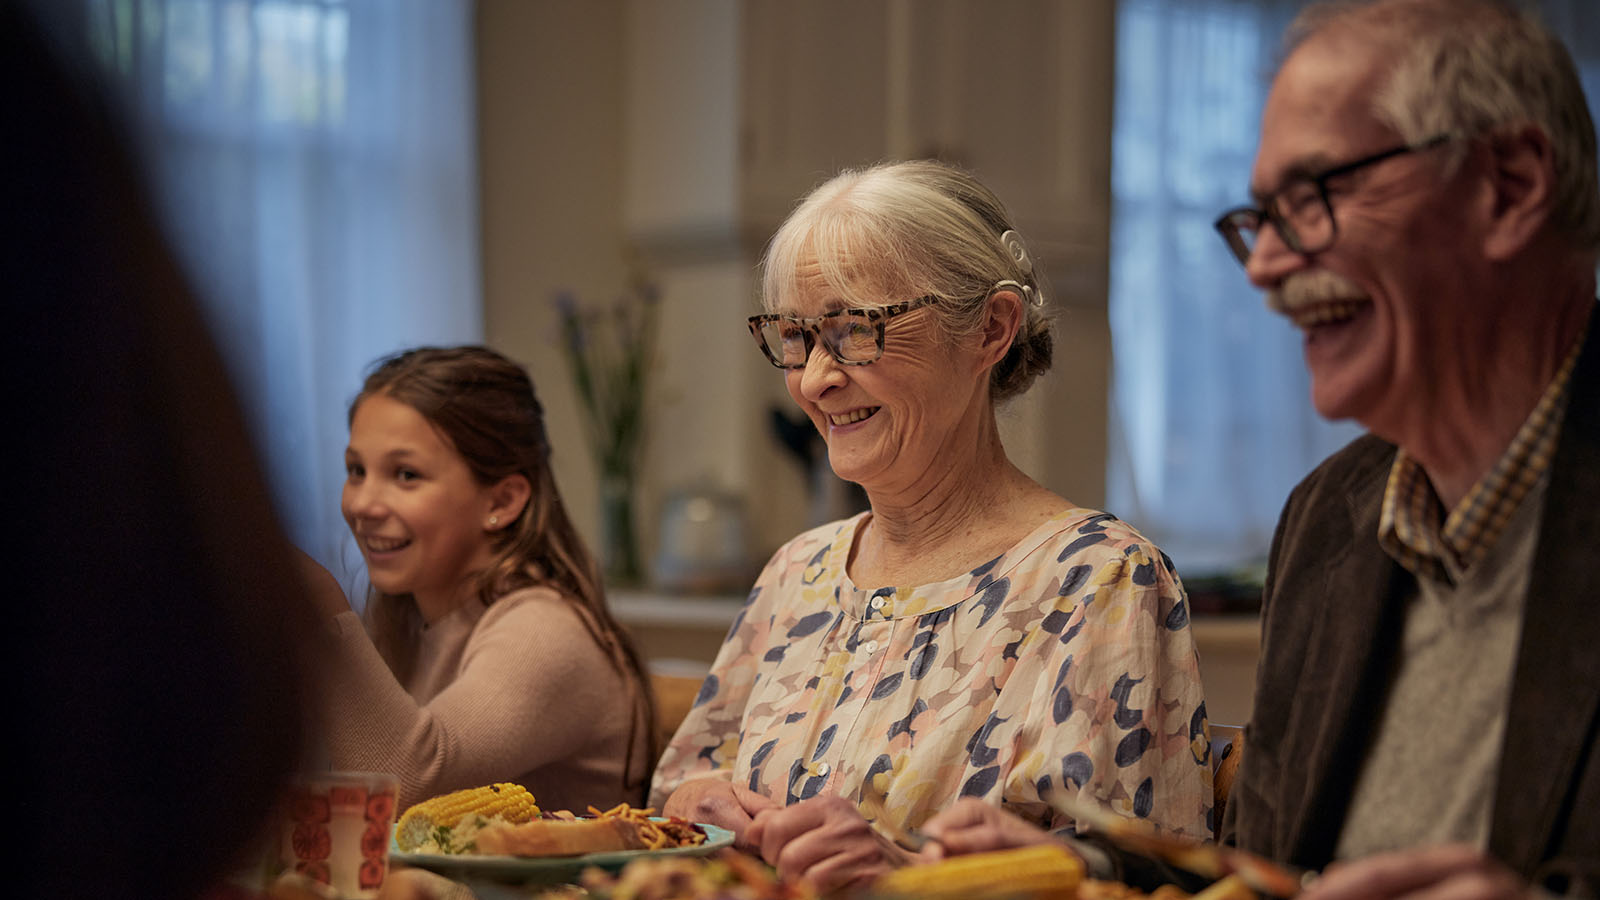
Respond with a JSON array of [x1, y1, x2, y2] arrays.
[[320, 590, 615, 808]]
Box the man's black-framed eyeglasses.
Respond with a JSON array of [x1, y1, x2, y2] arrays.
[[747, 297, 932, 369], [1213, 133, 1456, 266]]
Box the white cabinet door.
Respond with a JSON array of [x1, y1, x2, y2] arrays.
[[738, 0, 1116, 307]]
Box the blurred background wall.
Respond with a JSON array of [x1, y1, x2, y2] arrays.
[[477, 0, 1120, 575]]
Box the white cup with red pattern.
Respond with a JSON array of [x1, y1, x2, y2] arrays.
[[280, 771, 399, 898]]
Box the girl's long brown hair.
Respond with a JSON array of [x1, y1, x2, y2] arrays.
[[353, 345, 658, 791]]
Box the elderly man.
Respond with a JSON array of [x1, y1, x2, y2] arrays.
[[923, 1, 1600, 897]]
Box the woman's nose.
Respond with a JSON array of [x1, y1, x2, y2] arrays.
[[797, 340, 847, 400]]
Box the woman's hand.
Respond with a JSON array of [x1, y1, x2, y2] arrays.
[[919, 798, 1061, 861], [289, 545, 352, 620], [1298, 845, 1530, 900], [744, 794, 914, 895], [662, 779, 778, 846]]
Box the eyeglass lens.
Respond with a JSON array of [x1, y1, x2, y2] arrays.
[[1272, 180, 1335, 252], [1227, 179, 1335, 261], [758, 313, 881, 367]]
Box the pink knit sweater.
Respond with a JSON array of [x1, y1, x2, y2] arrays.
[[320, 586, 649, 811]]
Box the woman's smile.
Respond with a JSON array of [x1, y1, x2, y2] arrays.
[[828, 406, 881, 427]]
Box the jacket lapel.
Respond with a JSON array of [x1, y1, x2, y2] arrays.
[[1282, 451, 1412, 868], [1490, 318, 1600, 875]]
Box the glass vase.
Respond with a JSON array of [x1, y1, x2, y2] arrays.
[[598, 470, 643, 586]]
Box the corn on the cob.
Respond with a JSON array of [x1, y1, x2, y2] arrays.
[[873, 844, 1085, 900], [394, 783, 541, 851]]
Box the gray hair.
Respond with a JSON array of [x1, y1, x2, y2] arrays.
[[1285, 0, 1600, 255], [759, 159, 1053, 404]]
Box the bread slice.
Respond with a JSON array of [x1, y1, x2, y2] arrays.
[[474, 816, 650, 857]]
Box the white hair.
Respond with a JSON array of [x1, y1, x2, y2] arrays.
[[759, 159, 1054, 403], [1286, 0, 1600, 255]]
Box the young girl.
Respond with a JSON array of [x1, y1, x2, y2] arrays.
[[304, 346, 656, 810]]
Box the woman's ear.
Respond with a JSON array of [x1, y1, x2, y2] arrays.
[[485, 474, 532, 531], [978, 287, 1025, 369], [1482, 124, 1557, 262]]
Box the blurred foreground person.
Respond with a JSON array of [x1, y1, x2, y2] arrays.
[[9, 3, 315, 898]]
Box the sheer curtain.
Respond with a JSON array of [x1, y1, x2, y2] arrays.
[[1108, 0, 1600, 576], [84, 0, 482, 586]]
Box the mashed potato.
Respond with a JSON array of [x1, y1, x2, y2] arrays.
[[413, 813, 518, 855]]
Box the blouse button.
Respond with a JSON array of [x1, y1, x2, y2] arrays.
[[813, 762, 831, 777], [871, 596, 886, 610], [862, 640, 879, 654]]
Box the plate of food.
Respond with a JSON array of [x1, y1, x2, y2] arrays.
[[386, 783, 733, 885]]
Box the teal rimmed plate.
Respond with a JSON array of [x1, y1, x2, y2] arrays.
[[389, 822, 734, 886]]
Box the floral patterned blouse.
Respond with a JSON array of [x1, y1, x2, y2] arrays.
[[649, 508, 1214, 842]]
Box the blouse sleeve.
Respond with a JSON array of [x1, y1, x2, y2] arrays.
[[647, 546, 787, 808], [1008, 540, 1212, 841], [321, 591, 617, 807]]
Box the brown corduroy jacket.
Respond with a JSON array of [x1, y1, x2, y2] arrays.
[[1221, 317, 1600, 896]]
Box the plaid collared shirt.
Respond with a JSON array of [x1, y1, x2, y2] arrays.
[[1378, 333, 1585, 584]]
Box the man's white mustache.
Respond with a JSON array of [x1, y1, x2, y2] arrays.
[[1267, 269, 1368, 314]]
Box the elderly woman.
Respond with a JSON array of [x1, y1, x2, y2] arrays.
[[649, 160, 1211, 892]]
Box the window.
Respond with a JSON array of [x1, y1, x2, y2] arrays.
[[85, 0, 482, 583], [1108, 0, 1358, 577]]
